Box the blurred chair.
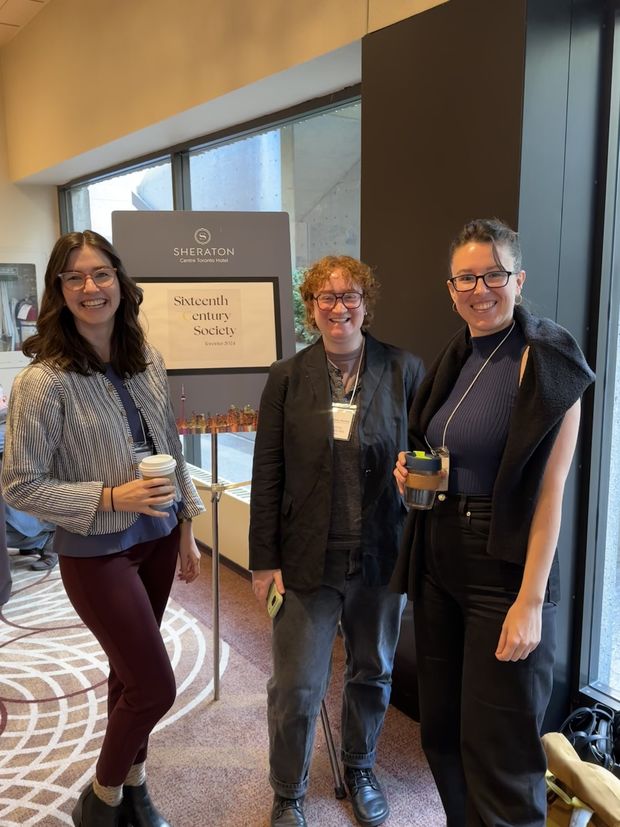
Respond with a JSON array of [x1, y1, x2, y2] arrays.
[[5, 504, 57, 571]]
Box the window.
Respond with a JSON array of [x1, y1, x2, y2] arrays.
[[62, 96, 361, 348], [189, 102, 361, 346], [189, 103, 360, 271], [582, 7, 620, 704], [59, 93, 362, 480], [584, 174, 620, 702], [66, 159, 173, 241]]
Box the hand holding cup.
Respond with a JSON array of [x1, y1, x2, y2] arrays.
[[394, 451, 408, 495], [111, 477, 176, 517], [402, 451, 443, 510]]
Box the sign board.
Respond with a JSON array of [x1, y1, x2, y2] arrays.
[[137, 278, 279, 372], [112, 211, 295, 415]]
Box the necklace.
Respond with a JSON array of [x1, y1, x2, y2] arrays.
[[440, 321, 515, 448]]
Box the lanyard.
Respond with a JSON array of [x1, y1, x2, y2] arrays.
[[137, 411, 148, 445], [330, 339, 365, 441], [439, 322, 515, 448], [347, 338, 365, 403]]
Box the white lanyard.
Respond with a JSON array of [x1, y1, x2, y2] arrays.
[[347, 338, 365, 403], [440, 322, 515, 448]]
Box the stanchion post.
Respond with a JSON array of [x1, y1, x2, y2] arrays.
[[211, 431, 221, 701], [200, 436, 250, 702]]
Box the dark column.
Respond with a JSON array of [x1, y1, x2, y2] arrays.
[[361, 0, 526, 368], [518, 0, 605, 725]]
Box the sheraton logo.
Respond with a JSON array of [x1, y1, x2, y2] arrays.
[[194, 228, 211, 245], [173, 228, 235, 263]]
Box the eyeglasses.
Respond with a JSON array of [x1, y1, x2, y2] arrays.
[[313, 291, 363, 311], [448, 270, 515, 292], [58, 267, 117, 292]]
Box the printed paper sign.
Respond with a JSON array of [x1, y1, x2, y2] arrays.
[[137, 279, 278, 370]]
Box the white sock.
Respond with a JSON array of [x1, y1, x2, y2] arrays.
[[93, 778, 122, 807], [124, 762, 147, 787]]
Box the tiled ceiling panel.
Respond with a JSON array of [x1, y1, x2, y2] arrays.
[[0, 0, 50, 47]]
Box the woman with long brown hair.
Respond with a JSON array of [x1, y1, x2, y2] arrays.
[[2, 230, 204, 827]]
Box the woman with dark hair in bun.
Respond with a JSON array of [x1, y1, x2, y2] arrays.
[[393, 218, 594, 826]]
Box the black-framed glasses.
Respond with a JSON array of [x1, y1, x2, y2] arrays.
[[58, 267, 117, 292], [313, 291, 363, 311], [448, 270, 515, 292]]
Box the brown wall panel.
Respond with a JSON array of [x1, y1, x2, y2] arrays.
[[361, 0, 526, 369]]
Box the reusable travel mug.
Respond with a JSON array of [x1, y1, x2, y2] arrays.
[[403, 451, 442, 510], [138, 454, 177, 508]]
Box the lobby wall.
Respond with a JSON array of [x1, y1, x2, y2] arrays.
[[0, 72, 58, 393], [0, 0, 446, 392], [0, 0, 447, 183]]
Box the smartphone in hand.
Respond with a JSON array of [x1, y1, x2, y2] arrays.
[[267, 580, 284, 618]]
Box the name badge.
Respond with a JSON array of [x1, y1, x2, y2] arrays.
[[332, 403, 357, 441]]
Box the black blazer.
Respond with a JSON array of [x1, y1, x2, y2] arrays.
[[249, 333, 424, 591]]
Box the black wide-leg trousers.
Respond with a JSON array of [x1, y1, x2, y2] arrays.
[[414, 494, 556, 827]]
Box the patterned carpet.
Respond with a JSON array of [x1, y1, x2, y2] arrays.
[[0, 554, 222, 826], [0, 553, 445, 827]]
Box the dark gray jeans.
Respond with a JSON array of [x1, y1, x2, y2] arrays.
[[267, 551, 405, 799]]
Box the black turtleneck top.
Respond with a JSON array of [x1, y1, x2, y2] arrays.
[[426, 323, 526, 495]]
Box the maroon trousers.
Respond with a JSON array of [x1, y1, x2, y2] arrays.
[[59, 528, 179, 786]]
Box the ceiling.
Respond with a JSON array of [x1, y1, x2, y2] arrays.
[[0, 0, 50, 47]]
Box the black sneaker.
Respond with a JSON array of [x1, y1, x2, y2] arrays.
[[344, 767, 389, 827], [271, 794, 307, 826]]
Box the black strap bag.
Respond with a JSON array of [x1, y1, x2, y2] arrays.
[[559, 703, 620, 777]]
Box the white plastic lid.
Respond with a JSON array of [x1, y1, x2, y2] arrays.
[[138, 453, 176, 474]]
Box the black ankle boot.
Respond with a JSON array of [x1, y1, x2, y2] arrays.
[[72, 783, 124, 826], [271, 794, 307, 826], [121, 783, 170, 827], [344, 767, 389, 827]]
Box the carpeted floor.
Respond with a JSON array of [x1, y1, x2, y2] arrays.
[[0, 550, 444, 826]]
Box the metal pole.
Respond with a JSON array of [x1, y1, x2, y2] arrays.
[[211, 431, 221, 701], [320, 700, 347, 799]]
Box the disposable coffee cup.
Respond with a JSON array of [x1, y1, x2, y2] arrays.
[[138, 454, 177, 508], [404, 451, 442, 510]]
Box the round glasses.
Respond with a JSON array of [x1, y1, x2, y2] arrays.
[[448, 270, 514, 292], [58, 267, 117, 292], [313, 291, 363, 311]]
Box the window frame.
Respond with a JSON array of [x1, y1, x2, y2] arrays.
[[58, 85, 361, 228], [578, 4, 620, 708]]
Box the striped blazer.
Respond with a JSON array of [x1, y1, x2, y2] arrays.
[[1, 345, 204, 537]]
